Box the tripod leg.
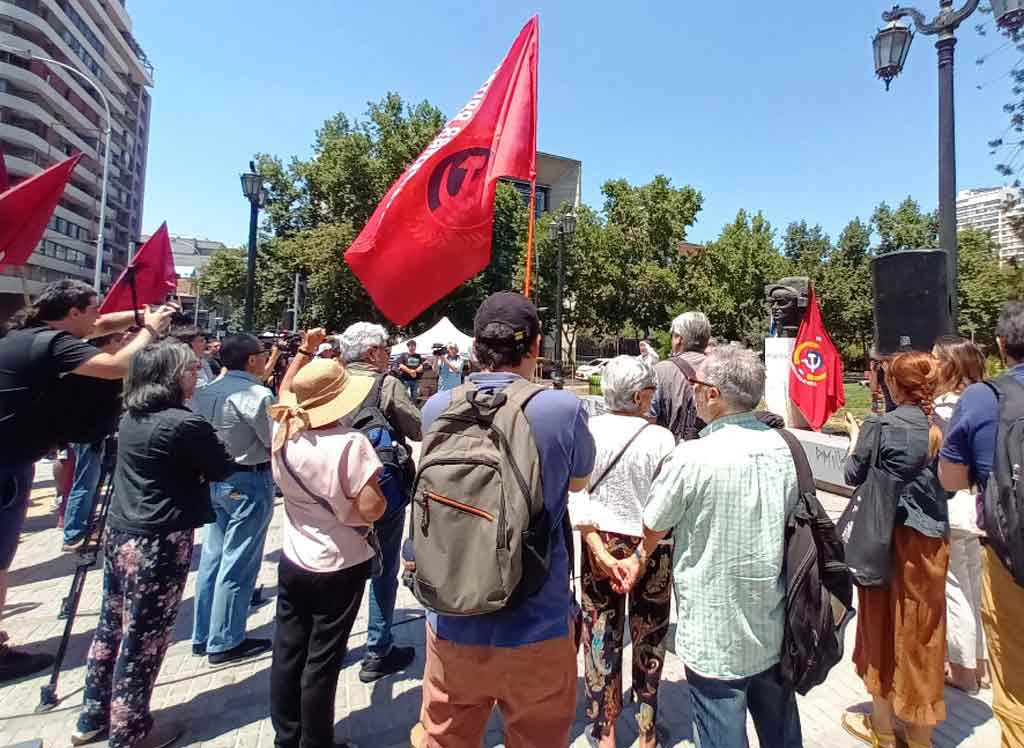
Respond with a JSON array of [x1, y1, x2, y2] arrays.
[[39, 448, 116, 713]]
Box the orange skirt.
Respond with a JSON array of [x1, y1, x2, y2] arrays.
[[853, 524, 950, 726]]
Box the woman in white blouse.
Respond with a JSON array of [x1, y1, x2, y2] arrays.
[[570, 356, 675, 748]]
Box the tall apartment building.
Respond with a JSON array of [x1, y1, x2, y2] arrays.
[[956, 186, 1024, 262], [0, 0, 152, 317]]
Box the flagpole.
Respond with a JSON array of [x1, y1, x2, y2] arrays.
[[523, 180, 536, 297]]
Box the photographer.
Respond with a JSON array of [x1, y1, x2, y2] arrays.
[[60, 330, 133, 552], [433, 342, 464, 392], [0, 279, 173, 684]]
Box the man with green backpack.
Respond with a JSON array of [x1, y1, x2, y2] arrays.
[[409, 292, 595, 747]]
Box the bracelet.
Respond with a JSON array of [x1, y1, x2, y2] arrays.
[[633, 545, 645, 562], [142, 324, 158, 338], [297, 348, 315, 357]]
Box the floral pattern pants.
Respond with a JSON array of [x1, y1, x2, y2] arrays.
[[581, 532, 673, 740], [77, 528, 194, 748]]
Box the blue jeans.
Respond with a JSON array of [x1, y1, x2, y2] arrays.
[[366, 500, 407, 657], [686, 664, 803, 748], [403, 379, 420, 402], [64, 442, 104, 544], [193, 468, 274, 654]]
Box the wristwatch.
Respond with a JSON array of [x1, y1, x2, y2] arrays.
[[297, 348, 315, 357]]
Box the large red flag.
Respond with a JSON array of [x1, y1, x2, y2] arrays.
[[789, 287, 845, 430], [99, 222, 176, 313], [345, 17, 538, 325], [0, 145, 10, 192], [0, 153, 82, 267]]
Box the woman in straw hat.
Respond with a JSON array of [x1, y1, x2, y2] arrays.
[[268, 328, 387, 748]]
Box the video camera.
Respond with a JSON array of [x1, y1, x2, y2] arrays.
[[432, 342, 445, 356]]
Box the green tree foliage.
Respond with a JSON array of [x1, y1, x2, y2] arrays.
[[871, 198, 938, 254], [819, 219, 873, 366], [781, 221, 832, 277], [957, 227, 1011, 349], [196, 248, 247, 328], [677, 210, 784, 347]]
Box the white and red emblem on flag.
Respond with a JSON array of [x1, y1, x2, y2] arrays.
[[344, 17, 538, 325]]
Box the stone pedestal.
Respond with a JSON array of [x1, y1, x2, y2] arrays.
[[763, 337, 808, 429]]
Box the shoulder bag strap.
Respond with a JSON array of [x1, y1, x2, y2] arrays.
[[279, 441, 340, 518], [670, 356, 696, 380], [776, 428, 815, 496], [590, 423, 651, 494]]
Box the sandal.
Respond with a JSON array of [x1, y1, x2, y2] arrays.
[[842, 711, 897, 748]]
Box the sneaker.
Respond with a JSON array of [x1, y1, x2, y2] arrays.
[[0, 647, 53, 684], [70, 727, 108, 746], [61, 537, 86, 553], [191, 642, 206, 657], [134, 719, 183, 748], [208, 638, 271, 665], [358, 645, 415, 683]]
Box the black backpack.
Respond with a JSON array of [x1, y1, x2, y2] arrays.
[[777, 429, 856, 694], [340, 374, 414, 513], [983, 375, 1024, 585]]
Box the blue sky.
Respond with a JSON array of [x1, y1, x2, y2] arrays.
[[132, 1, 1012, 248]]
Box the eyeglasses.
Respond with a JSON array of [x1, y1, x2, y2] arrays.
[[688, 377, 718, 391]]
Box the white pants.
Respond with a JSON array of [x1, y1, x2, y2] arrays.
[[946, 529, 986, 669]]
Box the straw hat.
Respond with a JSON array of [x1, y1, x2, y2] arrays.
[[269, 359, 374, 450]]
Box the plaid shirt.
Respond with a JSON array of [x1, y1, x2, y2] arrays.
[[643, 412, 798, 679]]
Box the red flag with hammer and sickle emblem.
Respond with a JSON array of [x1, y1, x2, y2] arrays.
[[344, 17, 538, 325], [789, 286, 845, 430]]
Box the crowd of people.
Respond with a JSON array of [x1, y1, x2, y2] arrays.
[[1, 276, 1023, 748]]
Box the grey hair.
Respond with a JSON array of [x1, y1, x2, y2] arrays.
[[124, 341, 198, 415], [671, 311, 711, 352], [997, 300, 1024, 360], [601, 355, 657, 413], [701, 344, 764, 412], [338, 322, 389, 364]]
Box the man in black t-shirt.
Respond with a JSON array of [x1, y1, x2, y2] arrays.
[[396, 339, 425, 402], [0, 280, 173, 683]]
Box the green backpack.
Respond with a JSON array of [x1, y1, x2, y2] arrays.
[[409, 379, 550, 616]]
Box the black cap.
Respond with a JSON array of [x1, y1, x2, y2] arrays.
[[473, 292, 540, 345]]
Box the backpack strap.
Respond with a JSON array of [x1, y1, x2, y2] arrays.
[[30, 328, 62, 372], [589, 423, 651, 494], [777, 428, 815, 497], [500, 377, 546, 412]]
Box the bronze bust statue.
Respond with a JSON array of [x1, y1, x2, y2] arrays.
[[765, 277, 810, 338]]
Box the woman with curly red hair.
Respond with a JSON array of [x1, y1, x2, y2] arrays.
[[841, 352, 952, 748]]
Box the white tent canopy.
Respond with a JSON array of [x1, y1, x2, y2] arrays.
[[390, 316, 474, 356]]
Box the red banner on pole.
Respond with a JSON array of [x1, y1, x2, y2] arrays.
[[99, 222, 177, 313], [789, 287, 845, 430], [0, 153, 82, 267], [345, 16, 538, 325]]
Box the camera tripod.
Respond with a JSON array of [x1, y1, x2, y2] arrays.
[[36, 436, 117, 713]]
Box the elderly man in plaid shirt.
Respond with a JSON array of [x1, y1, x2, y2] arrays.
[[619, 343, 802, 748]]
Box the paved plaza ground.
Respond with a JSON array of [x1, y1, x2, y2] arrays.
[[0, 462, 1001, 748]]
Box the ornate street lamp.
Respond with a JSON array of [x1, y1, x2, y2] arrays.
[[548, 213, 577, 388], [991, 0, 1024, 32], [872, 0, 981, 329], [240, 164, 265, 331], [873, 21, 913, 90]]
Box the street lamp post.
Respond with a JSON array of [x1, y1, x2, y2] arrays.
[[547, 212, 576, 389], [1, 46, 112, 291], [872, 1, 983, 328], [240, 167, 264, 331]]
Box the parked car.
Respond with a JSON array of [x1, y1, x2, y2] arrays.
[[576, 358, 610, 380]]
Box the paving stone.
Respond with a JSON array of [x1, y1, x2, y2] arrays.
[[0, 465, 999, 747]]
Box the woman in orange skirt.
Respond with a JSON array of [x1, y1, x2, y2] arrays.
[[842, 352, 951, 748]]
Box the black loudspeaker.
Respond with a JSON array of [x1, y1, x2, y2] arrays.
[[871, 249, 953, 356]]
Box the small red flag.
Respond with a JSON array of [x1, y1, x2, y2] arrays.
[[789, 287, 845, 431], [345, 16, 539, 325], [99, 222, 177, 313], [0, 153, 82, 267]]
